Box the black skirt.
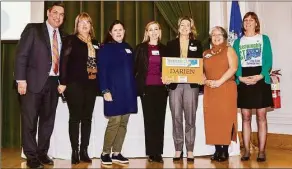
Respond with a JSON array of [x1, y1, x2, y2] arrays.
[[237, 66, 273, 109]]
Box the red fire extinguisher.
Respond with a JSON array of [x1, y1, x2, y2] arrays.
[[270, 70, 282, 109]]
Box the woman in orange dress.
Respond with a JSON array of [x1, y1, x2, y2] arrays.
[[203, 26, 238, 162]]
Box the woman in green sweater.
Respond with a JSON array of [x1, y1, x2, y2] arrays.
[[233, 12, 273, 162]]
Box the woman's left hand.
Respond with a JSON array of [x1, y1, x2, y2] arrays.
[[210, 79, 224, 88], [249, 74, 263, 83]]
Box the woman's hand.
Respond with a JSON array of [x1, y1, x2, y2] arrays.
[[205, 79, 223, 88], [249, 74, 263, 83], [162, 77, 172, 85], [104, 92, 113, 101], [212, 79, 224, 88], [239, 76, 257, 85], [209, 79, 223, 88], [205, 80, 213, 88]]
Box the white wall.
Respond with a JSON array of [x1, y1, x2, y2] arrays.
[[1, 2, 44, 40], [210, 1, 292, 134]]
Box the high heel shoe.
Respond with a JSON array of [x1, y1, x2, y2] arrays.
[[187, 152, 194, 162], [173, 152, 183, 161], [154, 155, 164, 163], [257, 152, 266, 162], [240, 152, 250, 161], [187, 157, 194, 162]]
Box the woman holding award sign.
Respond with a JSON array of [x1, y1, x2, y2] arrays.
[[134, 21, 168, 163], [203, 26, 238, 162], [164, 16, 203, 162]]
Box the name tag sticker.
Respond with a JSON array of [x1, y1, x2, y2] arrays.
[[125, 49, 132, 53], [152, 50, 160, 55], [189, 46, 197, 51]]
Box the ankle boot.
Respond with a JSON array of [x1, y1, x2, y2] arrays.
[[71, 150, 80, 164], [80, 148, 92, 163], [218, 151, 229, 162]]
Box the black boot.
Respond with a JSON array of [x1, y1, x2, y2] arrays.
[[211, 145, 221, 161], [69, 120, 80, 165], [80, 148, 92, 163], [71, 150, 80, 164], [218, 145, 229, 162], [80, 119, 92, 163]]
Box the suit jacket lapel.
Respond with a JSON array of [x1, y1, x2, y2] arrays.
[[174, 38, 180, 57], [141, 42, 149, 70], [42, 22, 52, 56], [188, 40, 192, 58]]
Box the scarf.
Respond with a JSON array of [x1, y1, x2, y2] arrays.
[[77, 34, 97, 79], [77, 34, 95, 58]]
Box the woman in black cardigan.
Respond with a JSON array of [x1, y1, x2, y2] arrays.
[[134, 21, 168, 163], [59, 12, 100, 164], [165, 16, 203, 162]]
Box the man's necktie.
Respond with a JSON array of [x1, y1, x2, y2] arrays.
[[52, 30, 59, 75]]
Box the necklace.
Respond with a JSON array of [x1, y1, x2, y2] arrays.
[[210, 48, 222, 55]]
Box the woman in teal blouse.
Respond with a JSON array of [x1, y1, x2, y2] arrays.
[[233, 12, 273, 162]]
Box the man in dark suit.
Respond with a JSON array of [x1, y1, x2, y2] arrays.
[[14, 2, 65, 168]]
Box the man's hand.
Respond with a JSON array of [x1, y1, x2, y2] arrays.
[[58, 85, 66, 94], [17, 81, 27, 95]]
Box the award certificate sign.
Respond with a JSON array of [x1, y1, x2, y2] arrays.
[[162, 57, 203, 84]]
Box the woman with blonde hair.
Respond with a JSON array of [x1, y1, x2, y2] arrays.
[[134, 21, 168, 163], [59, 12, 100, 164], [164, 16, 203, 162]]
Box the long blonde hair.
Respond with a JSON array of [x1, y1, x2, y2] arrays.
[[142, 21, 162, 43], [74, 12, 95, 39], [177, 16, 197, 40]]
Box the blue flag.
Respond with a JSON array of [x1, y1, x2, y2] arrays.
[[228, 1, 242, 45]]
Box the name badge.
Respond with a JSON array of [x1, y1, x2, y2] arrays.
[[152, 50, 160, 55], [93, 45, 99, 49], [189, 46, 197, 51], [204, 53, 213, 58], [125, 49, 132, 53]]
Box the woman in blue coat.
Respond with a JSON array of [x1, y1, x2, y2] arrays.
[[98, 20, 138, 165]]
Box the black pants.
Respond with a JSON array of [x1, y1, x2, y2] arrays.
[[141, 85, 168, 155], [20, 77, 59, 159], [64, 81, 97, 150]]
